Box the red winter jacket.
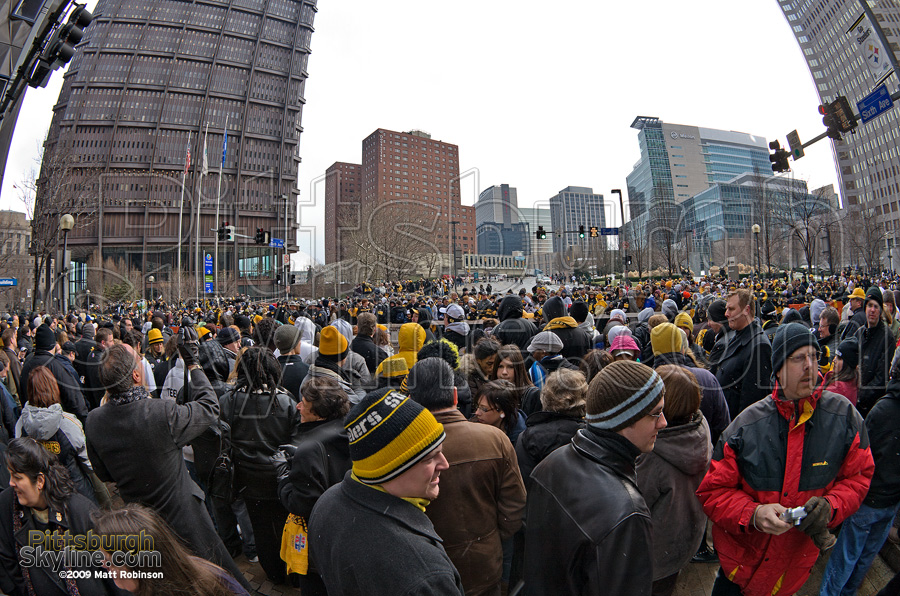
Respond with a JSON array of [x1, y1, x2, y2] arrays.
[[697, 386, 873, 596]]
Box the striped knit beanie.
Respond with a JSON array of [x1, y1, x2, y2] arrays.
[[585, 360, 664, 431], [345, 389, 445, 485]]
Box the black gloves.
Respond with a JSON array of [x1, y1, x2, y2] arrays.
[[176, 325, 201, 368], [797, 496, 832, 536]]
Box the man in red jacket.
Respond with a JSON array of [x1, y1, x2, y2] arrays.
[[697, 322, 874, 596]]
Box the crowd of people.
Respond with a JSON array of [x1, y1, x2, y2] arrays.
[[0, 271, 898, 595]]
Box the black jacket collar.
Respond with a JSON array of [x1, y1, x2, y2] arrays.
[[574, 427, 641, 482], [340, 473, 443, 542]]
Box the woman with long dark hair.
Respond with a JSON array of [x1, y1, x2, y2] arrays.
[[92, 503, 247, 596], [472, 380, 527, 444], [491, 345, 541, 416], [278, 376, 351, 596], [0, 437, 117, 595], [220, 346, 300, 585]]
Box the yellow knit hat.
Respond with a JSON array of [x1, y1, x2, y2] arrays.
[[377, 354, 409, 379], [147, 328, 163, 345], [650, 322, 683, 356], [674, 312, 694, 334], [318, 326, 349, 360], [346, 389, 445, 485]]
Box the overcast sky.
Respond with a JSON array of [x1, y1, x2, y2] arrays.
[[0, 1, 842, 267]]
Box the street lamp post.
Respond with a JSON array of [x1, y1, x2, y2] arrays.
[[752, 224, 761, 278], [611, 189, 624, 282], [59, 214, 74, 314]]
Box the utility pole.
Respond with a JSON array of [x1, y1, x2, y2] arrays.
[[611, 189, 624, 283], [450, 220, 459, 280]]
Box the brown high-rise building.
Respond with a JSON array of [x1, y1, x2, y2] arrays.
[[324, 162, 362, 264], [35, 0, 317, 300], [325, 128, 475, 274]]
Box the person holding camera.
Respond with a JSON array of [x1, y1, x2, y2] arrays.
[[697, 322, 874, 596], [85, 322, 251, 592]]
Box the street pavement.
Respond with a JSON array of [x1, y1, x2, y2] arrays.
[[237, 543, 897, 595]]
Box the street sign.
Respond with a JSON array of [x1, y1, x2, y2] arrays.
[[204, 253, 213, 276], [204, 281, 214, 294], [0, 278, 16, 286], [858, 83, 894, 124], [269, 238, 284, 249], [786, 129, 804, 159], [600, 227, 620, 236]]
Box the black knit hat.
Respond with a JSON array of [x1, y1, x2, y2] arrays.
[[217, 327, 240, 346], [772, 322, 819, 374], [865, 286, 883, 310], [34, 325, 55, 352], [585, 360, 664, 432], [707, 300, 727, 324], [836, 337, 859, 370]]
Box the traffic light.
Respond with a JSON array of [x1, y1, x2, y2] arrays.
[[290, 274, 297, 285], [536, 226, 546, 240], [276, 274, 282, 285], [830, 96, 858, 134], [578, 225, 585, 238], [820, 103, 842, 141], [255, 228, 265, 244], [589, 226, 599, 238], [769, 141, 790, 173], [217, 225, 225, 241], [29, 4, 93, 87], [225, 225, 235, 242]]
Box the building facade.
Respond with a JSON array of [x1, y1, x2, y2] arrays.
[[325, 128, 476, 277], [520, 206, 552, 255], [37, 0, 316, 299], [0, 211, 34, 310], [623, 117, 770, 268], [548, 186, 606, 253], [777, 0, 900, 262], [475, 184, 529, 256]]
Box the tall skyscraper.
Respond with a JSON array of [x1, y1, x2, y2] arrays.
[[475, 184, 529, 256], [324, 162, 361, 264], [520, 207, 552, 254], [776, 0, 900, 255], [325, 128, 475, 272], [624, 117, 769, 246], [37, 0, 316, 297], [548, 186, 606, 254]]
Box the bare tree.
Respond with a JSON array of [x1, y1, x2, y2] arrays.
[[846, 204, 886, 274], [771, 186, 832, 274], [20, 132, 101, 310]]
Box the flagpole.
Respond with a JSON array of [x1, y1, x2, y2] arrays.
[[196, 123, 208, 304], [215, 116, 227, 299], [178, 131, 191, 307]]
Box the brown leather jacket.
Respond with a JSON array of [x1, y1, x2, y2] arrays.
[[426, 409, 526, 596]]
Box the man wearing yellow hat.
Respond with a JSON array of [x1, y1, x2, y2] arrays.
[[841, 286, 868, 340]]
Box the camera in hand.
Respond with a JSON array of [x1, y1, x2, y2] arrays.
[[779, 506, 807, 525]]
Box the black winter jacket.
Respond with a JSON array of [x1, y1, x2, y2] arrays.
[[714, 320, 772, 417], [864, 391, 900, 508], [492, 296, 537, 353], [514, 411, 584, 490], [857, 320, 896, 418], [310, 473, 465, 596], [278, 418, 351, 520], [219, 387, 300, 500], [277, 354, 310, 402], [350, 335, 387, 375], [524, 428, 652, 596]]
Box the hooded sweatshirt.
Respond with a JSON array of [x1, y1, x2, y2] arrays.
[[636, 413, 712, 580], [493, 296, 536, 353], [296, 317, 320, 364], [542, 297, 591, 361], [331, 319, 371, 389]]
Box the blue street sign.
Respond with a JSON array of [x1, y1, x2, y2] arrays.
[[600, 227, 620, 236], [858, 83, 894, 124], [0, 278, 16, 286], [269, 238, 284, 248], [205, 281, 214, 294], [204, 253, 213, 276]]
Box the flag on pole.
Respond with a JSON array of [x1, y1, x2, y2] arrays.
[[221, 126, 228, 169], [202, 128, 208, 176]]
